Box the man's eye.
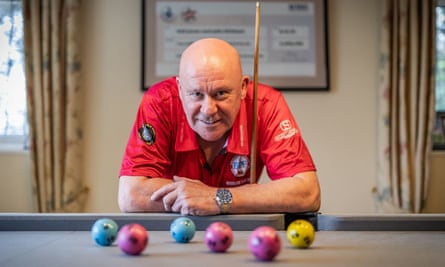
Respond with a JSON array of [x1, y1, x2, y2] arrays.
[[189, 91, 202, 98], [215, 91, 228, 98]]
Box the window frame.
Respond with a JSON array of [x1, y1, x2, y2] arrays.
[[0, 0, 28, 153], [0, 135, 28, 153]]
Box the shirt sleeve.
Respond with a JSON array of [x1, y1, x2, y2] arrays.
[[119, 80, 176, 178], [258, 88, 316, 180]]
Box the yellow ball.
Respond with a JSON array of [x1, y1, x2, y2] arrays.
[[286, 219, 315, 248]]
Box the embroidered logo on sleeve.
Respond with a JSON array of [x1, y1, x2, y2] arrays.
[[274, 119, 298, 141], [138, 123, 156, 145]]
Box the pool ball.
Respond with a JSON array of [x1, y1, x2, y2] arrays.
[[170, 217, 196, 243], [117, 223, 148, 255], [248, 226, 281, 261], [205, 222, 233, 252], [286, 219, 315, 248], [91, 218, 119, 246]]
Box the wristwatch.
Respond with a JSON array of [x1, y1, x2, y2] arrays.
[[215, 188, 232, 214]]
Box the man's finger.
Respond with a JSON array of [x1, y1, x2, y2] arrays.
[[173, 175, 187, 182], [162, 190, 177, 212], [150, 183, 176, 201]]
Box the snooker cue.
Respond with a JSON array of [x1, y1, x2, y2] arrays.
[[250, 1, 261, 184]]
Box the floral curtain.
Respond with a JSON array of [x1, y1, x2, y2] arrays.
[[374, 0, 436, 213], [23, 0, 88, 212]]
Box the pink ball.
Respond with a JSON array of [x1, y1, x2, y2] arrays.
[[248, 226, 281, 261], [117, 223, 148, 255], [205, 222, 233, 253]]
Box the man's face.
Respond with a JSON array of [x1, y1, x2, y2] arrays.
[[178, 69, 247, 143]]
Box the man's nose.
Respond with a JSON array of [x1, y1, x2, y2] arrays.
[[200, 96, 217, 115]]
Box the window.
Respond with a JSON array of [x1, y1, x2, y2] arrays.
[[0, 0, 28, 151], [437, 1, 445, 112], [433, 1, 445, 150]]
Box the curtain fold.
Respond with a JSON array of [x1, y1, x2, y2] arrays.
[[23, 0, 88, 212], [374, 0, 436, 213]]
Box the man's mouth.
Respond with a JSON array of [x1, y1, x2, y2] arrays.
[[200, 119, 219, 125]]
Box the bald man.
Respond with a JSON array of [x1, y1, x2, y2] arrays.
[[118, 38, 320, 216]]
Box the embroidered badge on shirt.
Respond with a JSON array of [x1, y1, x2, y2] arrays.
[[138, 123, 156, 145], [230, 155, 250, 177]]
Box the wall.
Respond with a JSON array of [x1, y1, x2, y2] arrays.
[[0, 152, 33, 211], [425, 153, 445, 212], [1, 0, 444, 213]]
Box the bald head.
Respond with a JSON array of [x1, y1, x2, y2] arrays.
[[178, 38, 244, 81], [176, 38, 249, 143]]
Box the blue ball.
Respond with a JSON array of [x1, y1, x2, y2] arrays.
[[170, 217, 196, 243], [91, 218, 119, 246]]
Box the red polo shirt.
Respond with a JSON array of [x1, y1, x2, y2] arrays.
[[119, 77, 316, 187]]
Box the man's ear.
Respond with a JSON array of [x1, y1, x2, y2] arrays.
[[241, 75, 249, 99]]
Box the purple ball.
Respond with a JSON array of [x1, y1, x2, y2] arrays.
[[248, 226, 281, 261], [117, 223, 148, 255], [205, 222, 233, 253]]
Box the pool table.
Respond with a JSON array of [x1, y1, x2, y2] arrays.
[[0, 213, 444, 267]]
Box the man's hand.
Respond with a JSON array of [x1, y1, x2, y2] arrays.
[[150, 176, 219, 216]]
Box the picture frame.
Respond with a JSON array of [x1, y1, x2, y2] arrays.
[[433, 112, 445, 150], [141, 0, 329, 91]]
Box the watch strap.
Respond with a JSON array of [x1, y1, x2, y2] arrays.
[[215, 188, 232, 214]]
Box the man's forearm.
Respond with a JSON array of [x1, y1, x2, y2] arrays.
[[118, 176, 171, 212], [229, 172, 320, 214]]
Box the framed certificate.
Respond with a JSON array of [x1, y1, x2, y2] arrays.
[[142, 0, 329, 91]]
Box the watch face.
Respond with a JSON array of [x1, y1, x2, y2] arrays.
[[218, 189, 232, 203]]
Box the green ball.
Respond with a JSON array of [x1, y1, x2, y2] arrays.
[[286, 219, 315, 248]]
